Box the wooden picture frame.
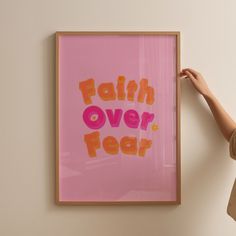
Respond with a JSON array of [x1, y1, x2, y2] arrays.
[[56, 31, 181, 205]]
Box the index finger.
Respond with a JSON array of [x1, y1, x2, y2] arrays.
[[184, 68, 200, 77]]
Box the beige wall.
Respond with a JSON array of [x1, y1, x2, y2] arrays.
[[1, 0, 236, 235]]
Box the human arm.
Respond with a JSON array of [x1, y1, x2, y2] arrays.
[[180, 68, 236, 142]]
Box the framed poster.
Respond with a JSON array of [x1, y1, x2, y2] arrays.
[[56, 31, 181, 205]]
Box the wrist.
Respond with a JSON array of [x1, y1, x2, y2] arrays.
[[202, 90, 215, 101]]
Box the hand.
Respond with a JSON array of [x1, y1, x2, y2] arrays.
[[180, 68, 212, 98]]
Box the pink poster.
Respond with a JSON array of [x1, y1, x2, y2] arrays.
[[56, 32, 180, 204]]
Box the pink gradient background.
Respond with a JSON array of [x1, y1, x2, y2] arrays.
[[58, 34, 177, 202]]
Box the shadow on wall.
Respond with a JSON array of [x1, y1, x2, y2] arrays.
[[41, 34, 232, 223], [42, 34, 56, 211], [180, 78, 233, 213]]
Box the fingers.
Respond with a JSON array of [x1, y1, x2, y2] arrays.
[[182, 68, 200, 77], [179, 70, 189, 78], [179, 69, 196, 80], [184, 70, 196, 82], [179, 71, 186, 76]]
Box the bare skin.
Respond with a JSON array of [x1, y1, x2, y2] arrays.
[[180, 68, 236, 141]]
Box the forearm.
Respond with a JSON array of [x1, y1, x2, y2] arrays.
[[203, 92, 236, 141], [180, 68, 236, 141]]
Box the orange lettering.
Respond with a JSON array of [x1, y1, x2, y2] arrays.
[[138, 138, 152, 157], [103, 136, 119, 154], [84, 131, 100, 157], [98, 83, 116, 101], [127, 80, 138, 101], [137, 79, 154, 105], [117, 75, 126, 100], [120, 136, 137, 155], [79, 78, 96, 104]]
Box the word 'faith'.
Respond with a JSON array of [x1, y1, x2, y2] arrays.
[[79, 76, 155, 105]]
